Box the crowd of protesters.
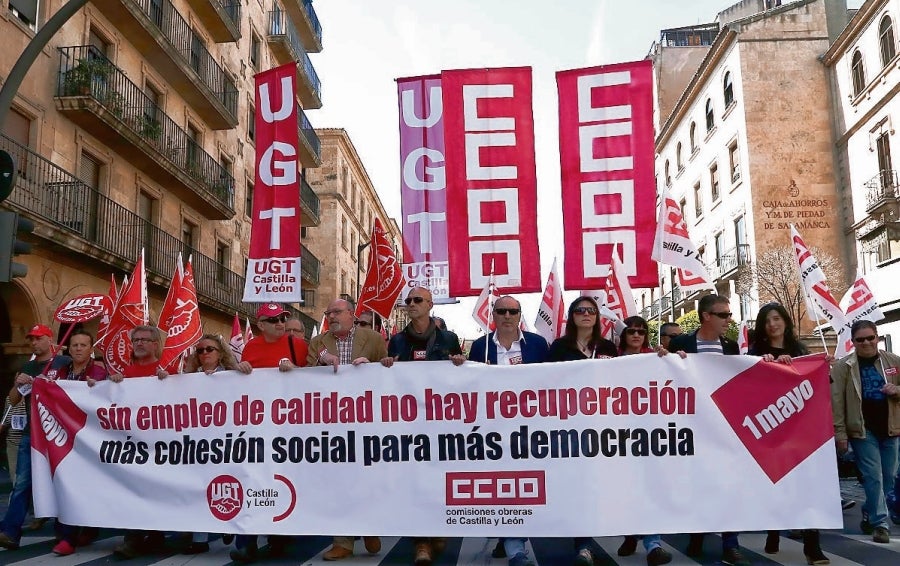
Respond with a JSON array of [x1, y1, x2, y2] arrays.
[[0, 289, 898, 566]]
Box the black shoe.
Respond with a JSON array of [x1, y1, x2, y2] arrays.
[[141, 532, 166, 553], [765, 531, 780, 554], [222, 534, 235, 545], [646, 547, 672, 566], [861, 518, 875, 534], [113, 542, 140, 560], [573, 548, 593, 566], [0, 533, 19, 550], [721, 547, 749, 566], [617, 536, 638, 556], [182, 542, 209, 555], [685, 534, 704, 557], [804, 546, 830, 565], [230, 546, 259, 563], [492, 539, 507, 558]]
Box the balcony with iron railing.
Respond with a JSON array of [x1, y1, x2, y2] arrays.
[[300, 177, 320, 226], [282, 0, 322, 52], [89, 0, 238, 128], [184, 0, 241, 43], [0, 134, 312, 326], [301, 243, 320, 285], [865, 170, 900, 213], [707, 244, 750, 281], [55, 46, 235, 219], [297, 105, 321, 167], [267, 8, 322, 109]]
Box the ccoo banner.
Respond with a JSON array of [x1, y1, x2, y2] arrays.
[[32, 355, 840, 536]]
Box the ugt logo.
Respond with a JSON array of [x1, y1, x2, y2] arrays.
[[207, 475, 243, 521]]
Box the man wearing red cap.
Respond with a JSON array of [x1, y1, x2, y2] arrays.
[[0, 324, 70, 550]]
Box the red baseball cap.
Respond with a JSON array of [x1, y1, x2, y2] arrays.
[[26, 324, 53, 338], [256, 303, 290, 320]]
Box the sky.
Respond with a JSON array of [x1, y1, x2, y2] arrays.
[[309, 0, 862, 340]]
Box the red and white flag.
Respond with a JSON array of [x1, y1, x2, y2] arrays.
[[95, 273, 119, 351], [606, 245, 637, 319], [790, 225, 846, 332], [229, 313, 244, 362], [585, 291, 627, 338], [244, 317, 255, 344], [835, 275, 885, 357], [652, 190, 713, 292], [397, 74, 452, 302], [243, 63, 303, 303], [102, 251, 148, 374], [159, 255, 203, 373], [472, 267, 500, 334], [738, 320, 750, 355], [443, 67, 541, 296], [557, 60, 658, 289], [356, 218, 406, 319], [534, 258, 566, 342]]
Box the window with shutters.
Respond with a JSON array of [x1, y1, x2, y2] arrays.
[[186, 124, 200, 169], [138, 191, 158, 260], [216, 240, 229, 282], [880, 16, 896, 67], [851, 50, 866, 97], [182, 219, 197, 258], [88, 28, 111, 57], [250, 31, 261, 70], [9, 0, 38, 30], [245, 180, 253, 217], [2, 109, 31, 177], [247, 104, 255, 142]]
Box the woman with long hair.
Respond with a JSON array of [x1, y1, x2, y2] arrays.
[[749, 303, 828, 565], [618, 316, 654, 355], [547, 296, 617, 362]]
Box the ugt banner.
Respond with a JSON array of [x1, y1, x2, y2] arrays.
[[243, 63, 303, 303], [32, 355, 839, 536], [557, 61, 657, 290], [442, 67, 541, 297]]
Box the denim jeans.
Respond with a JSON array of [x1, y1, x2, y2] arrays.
[[850, 431, 899, 529], [503, 537, 528, 560], [0, 435, 31, 542]]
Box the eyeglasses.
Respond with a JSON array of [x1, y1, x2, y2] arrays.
[[625, 328, 647, 336], [853, 335, 878, 343], [262, 314, 289, 324], [323, 309, 347, 316], [132, 337, 157, 343], [196, 346, 219, 354], [709, 311, 732, 319], [661, 333, 681, 338], [354, 320, 371, 327], [494, 308, 521, 316], [572, 306, 598, 315], [404, 296, 426, 305]]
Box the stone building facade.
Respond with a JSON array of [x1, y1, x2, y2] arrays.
[[0, 0, 325, 382]]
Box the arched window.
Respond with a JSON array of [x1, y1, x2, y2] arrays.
[[676, 142, 683, 171], [689, 122, 697, 152], [851, 50, 866, 96], [705, 99, 715, 132], [880, 16, 896, 67], [723, 72, 734, 106], [664, 160, 671, 186]]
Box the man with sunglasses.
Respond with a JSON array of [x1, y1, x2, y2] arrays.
[[468, 295, 545, 566], [380, 287, 463, 566], [832, 320, 900, 543], [240, 304, 309, 373], [658, 322, 682, 351], [668, 294, 746, 566]]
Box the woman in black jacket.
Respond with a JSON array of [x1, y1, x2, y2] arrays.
[[547, 296, 617, 362]]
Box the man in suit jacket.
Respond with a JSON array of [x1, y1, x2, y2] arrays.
[[468, 295, 548, 366], [308, 298, 387, 561], [668, 294, 744, 566]]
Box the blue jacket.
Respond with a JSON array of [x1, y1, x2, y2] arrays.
[[468, 331, 549, 365]]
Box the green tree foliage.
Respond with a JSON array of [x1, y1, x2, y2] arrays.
[[676, 310, 739, 342]]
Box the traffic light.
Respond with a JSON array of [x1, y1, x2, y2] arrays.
[[0, 210, 33, 282], [0, 150, 16, 203]]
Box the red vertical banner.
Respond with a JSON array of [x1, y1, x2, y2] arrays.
[[556, 61, 657, 290], [243, 63, 302, 303], [397, 75, 451, 301], [442, 67, 541, 297]]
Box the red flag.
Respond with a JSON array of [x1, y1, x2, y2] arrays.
[[244, 317, 255, 343], [605, 244, 637, 319], [356, 218, 406, 319], [738, 320, 750, 355], [159, 256, 203, 373], [230, 313, 244, 362], [102, 252, 148, 374], [472, 267, 500, 333], [534, 258, 565, 342], [95, 273, 119, 351]]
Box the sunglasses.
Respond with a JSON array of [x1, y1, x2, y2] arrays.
[[572, 306, 598, 315], [262, 314, 289, 323], [494, 308, 521, 316], [709, 311, 732, 319], [661, 333, 681, 338], [196, 346, 219, 354], [625, 328, 647, 336], [404, 296, 426, 305], [354, 320, 371, 327], [853, 335, 878, 343]]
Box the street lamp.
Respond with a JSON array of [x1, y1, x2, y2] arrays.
[[356, 240, 370, 300]]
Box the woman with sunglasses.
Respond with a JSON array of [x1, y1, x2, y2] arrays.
[[748, 303, 829, 564], [618, 316, 654, 355], [547, 296, 617, 362]]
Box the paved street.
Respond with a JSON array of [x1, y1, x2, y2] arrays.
[[0, 481, 897, 565]]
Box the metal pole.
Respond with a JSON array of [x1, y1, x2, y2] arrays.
[[0, 0, 89, 131], [355, 240, 370, 300]]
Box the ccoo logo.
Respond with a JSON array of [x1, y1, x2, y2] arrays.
[[207, 475, 243, 521]]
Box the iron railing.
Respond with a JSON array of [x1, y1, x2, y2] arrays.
[[268, 8, 321, 103], [865, 170, 899, 210], [219, 0, 240, 26], [297, 105, 320, 161], [56, 45, 235, 211], [300, 177, 320, 222], [302, 0, 322, 46], [133, 0, 238, 118], [707, 244, 750, 280], [0, 133, 296, 322], [301, 243, 320, 285]]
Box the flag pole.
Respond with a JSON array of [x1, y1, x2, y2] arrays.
[[485, 260, 495, 365], [792, 245, 830, 355]]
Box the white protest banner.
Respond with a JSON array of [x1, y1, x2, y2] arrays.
[[33, 355, 839, 536]]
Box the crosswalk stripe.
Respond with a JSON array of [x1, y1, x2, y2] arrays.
[[141, 539, 236, 566], [302, 536, 402, 564], [6, 536, 119, 565], [739, 533, 865, 566], [455, 536, 496, 565], [592, 536, 689, 565], [841, 533, 900, 549]]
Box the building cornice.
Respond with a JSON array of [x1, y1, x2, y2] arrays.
[[822, 0, 889, 65]]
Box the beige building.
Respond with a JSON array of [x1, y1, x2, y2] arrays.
[[639, 0, 851, 333], [303, 128, 402, 330], [0, 0, 325, 381]]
